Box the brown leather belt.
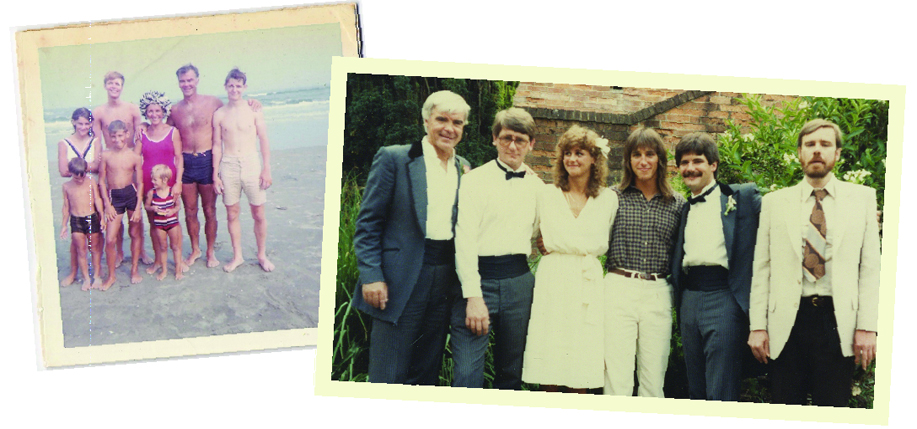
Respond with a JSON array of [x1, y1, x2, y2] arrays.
[[609, 268, 664, 281]]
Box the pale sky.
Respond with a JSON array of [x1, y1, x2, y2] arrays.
[[38, 23, 341, 110]]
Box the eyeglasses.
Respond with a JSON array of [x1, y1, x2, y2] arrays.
[[497, 135, 531, 147]]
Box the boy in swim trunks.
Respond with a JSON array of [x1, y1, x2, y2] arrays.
[[60, 157, 106, 291], [144, 164, 185, 281], [212, 68, 274, 273], [99, 120, 145, 290]]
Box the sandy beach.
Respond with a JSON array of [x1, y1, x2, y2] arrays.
[[50, 145, 325, 347]]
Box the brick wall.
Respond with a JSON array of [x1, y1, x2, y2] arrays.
[[514, 83, 798, 183]]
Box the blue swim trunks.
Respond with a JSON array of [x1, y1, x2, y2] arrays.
[[182, 150, 214, 185]]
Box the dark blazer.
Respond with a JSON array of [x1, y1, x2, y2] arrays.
[[671, 182, 762, 314], [352, 140, 466, 324]]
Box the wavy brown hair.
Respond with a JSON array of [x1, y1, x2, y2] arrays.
[[552, 125, 608, 198], [618, 127, 675, 201]]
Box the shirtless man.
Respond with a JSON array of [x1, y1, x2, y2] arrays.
[[212, 68, 274, 273], [169, 64, 262, 268], [92, 71, 152, 265], [167, 64, 223, 268]]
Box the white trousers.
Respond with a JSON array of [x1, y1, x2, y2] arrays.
[[603, 274, 673, 397]]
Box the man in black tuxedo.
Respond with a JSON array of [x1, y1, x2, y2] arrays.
[[671, 132, 761, 401]]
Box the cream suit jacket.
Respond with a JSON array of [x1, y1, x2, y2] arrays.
[[749, 179, 880, 359]]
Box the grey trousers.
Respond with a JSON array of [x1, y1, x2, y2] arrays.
[[680, 288, 746, 401], [368, 261, 457, 385], [450, 271, 535, 389]]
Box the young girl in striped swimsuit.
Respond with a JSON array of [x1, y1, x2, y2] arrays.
[[145, 164, 185, 281]]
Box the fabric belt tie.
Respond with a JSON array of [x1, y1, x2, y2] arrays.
[[478, 254, 529, 280], [423, 239, 455, 266], [683, 265, 729, 291]]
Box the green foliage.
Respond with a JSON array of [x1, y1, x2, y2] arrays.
[[332, 174, 370, 381], [343, 74, 519, 184], [716, 94, 888, 209]]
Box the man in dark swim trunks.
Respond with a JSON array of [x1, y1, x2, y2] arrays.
[[168, 64, 222, 268], [169, 64, 262, 268]]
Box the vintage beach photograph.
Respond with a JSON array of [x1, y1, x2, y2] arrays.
[[17, 3, 359, 365]]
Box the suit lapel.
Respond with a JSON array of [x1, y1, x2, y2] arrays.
[[784, 184, 804, 260], [719, 183, 735, 262], [407, 155, 427, 236], [831, 181, 849, 251]]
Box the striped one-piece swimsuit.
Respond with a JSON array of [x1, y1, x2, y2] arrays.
[[151, 189, 179, 231]]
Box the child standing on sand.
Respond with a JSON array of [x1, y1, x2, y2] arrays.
[[57, 107, 102, 287], [60, 157, 106, 290], [99, 120, 145, 290], [145, 164, 185, 281]]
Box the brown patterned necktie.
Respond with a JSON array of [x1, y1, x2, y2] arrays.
[[803, 189, 828, 281]]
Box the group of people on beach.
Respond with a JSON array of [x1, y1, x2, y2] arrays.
[[351, 90, 880, 407], [58, 64, 274, 292]]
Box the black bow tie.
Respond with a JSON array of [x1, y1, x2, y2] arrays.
[[496, 161, 525, 180], [688, 183, 717, 205]]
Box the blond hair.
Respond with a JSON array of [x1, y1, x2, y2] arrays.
[[151, 164, 173, 182]]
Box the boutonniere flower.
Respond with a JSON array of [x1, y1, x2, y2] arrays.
[[724, 195, 737, 216]]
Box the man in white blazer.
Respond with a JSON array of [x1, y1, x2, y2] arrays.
[[748, 119, 880, 406]]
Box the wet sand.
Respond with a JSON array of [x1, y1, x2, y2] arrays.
[[51, 145, 325, 347]]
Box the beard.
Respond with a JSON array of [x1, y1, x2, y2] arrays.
[[803, 158, 834, 179]]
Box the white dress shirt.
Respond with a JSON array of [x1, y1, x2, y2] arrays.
[[800, 173, 837, 297], [682, 181, 729, 270], [455, 159, 544, 298], [421, 136, 459, 240]]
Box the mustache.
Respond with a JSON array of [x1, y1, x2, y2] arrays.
[[682, 171, 702, 178]]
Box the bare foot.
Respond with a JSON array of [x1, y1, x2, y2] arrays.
[[223, 257, 245, 273], [80, 279, 92, 291], [184, 249, 202, 267], [61, 272, 76, 287], [258, 256, 275, 272], [115, 251, 124, 268], [99, 276, 116, 291], [130, 272, 143, 284], [141, 252, 154, 265], [175, 270, 184, 281], [146, 263, 162, 275], [91, 278, 102, 290], [206, 255, 220, 268], [156, 269, 167, 281], [181, 262, 190, 273]]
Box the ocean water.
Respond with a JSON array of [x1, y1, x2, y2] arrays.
[[42, 85, 330, 154]]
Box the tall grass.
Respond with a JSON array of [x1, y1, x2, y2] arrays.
[[332, 175, 370, 382]]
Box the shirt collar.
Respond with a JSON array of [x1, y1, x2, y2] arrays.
[[421, 136, 455, 167], [800, 172, 837, 202], [495, 158, 525, 174], [694, 180, 719, 199]]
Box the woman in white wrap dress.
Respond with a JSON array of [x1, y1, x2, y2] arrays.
[[522, 125, 617, 392]]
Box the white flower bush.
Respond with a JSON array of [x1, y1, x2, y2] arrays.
[[843, 169, 872, 184]]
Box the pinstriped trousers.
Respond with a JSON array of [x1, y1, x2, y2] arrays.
[[680, 288, 746, 401], [367, 261, 457, 385]]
